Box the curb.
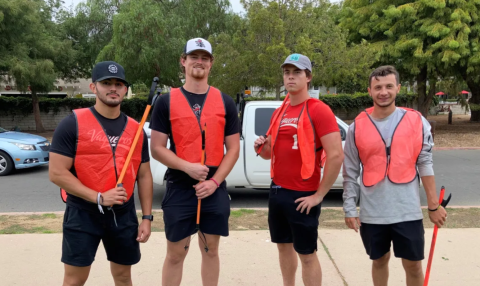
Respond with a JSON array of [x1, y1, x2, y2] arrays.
[[0, 206, 478, 216], [433, 147, 480, 150]]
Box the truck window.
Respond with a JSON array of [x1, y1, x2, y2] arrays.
[[338, 124, 346, 141], [255, 108, 276, 136]]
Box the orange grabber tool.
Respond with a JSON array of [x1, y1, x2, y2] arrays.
[[115, 77, 159, 196], [424, 186, 452, 286]]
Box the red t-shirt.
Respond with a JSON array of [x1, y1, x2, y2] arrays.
[[271, 100, 339, 191]]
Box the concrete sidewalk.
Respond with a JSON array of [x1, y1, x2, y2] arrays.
[[1, 229, 478, 285]]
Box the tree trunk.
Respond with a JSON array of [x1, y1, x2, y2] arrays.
[[32, 90, 45, 133], [275, 85, 281, 100], [416, 66, 430, 117], [465, 78, 480, 122]]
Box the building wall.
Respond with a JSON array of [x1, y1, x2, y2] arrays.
[[0, 108, 72, 131]]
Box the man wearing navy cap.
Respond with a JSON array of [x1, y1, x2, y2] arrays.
[[50, 61, 153, 286]]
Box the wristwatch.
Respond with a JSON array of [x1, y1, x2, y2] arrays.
[[142, 215, 154, 221]]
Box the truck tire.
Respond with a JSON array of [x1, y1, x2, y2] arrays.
[[0, 151, 14, 176]]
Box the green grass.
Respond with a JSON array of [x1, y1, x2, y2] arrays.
[[231, 209, 255, 218], [0, 225, 31, 234], [42, 213, 57, 219]]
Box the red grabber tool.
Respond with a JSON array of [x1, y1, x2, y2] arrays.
[[424, 186, 452, 286]]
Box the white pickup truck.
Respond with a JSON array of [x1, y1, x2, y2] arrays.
[[145, 100, 349, 189]]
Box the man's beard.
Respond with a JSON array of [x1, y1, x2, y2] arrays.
[[98, 93, 123, 107], [374, 97, 395, 108], [190, 66, 208, 79]]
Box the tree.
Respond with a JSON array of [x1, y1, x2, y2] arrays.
[[0, 0, 77, 132], [59, 0, 123, 79], [210, 0, 374, 99], [340, 0, 473, 117], [97, 0, 234, 88]]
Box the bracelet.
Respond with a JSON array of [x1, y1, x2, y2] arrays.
[[210, 178, 220, 188], [428, 205, 440, 212], [97, 192, 104, 214]]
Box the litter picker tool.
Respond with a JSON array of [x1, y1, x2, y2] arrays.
[[107, 77, 159, 226], [115, 77, 159, 189], [424, 186, 451, 286], [185, 123, 209, 252]]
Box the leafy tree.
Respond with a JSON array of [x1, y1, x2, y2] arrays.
[[210, 0, 374, 99], [340, 0, 473, 117], [98, 0, 234, 88], [0, 0, 77, 132]]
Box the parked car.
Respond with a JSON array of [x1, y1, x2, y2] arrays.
[[144, 100, 348, 189], [0, 127, 50, 176]]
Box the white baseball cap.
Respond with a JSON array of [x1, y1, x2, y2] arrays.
[[184, 38, 213, 56]]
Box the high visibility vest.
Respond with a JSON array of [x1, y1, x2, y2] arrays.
[[60, 108, 143, 202], [266, 95, 323, 181], [354, 107, 423, 187], [169, 87, 226, 167]]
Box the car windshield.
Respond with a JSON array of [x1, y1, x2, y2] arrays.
[[0, 127, 7, 133]]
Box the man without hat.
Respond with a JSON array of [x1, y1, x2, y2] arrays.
[[254, 54, 344, 285], [49, 61, 154, 286], [342, 65, 447, 286], [150, 38, 240, 285]]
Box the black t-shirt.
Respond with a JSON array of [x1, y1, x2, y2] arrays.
[[149, 87, 239, 187], [50, 107, 149, 211]]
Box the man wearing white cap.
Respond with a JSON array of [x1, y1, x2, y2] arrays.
[[150, 38, 240, 285]]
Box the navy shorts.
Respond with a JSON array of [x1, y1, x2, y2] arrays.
[[162, 182, 230, 242], [268, 182, 321, 254], [62, 202, 140, 267], [360, 219, 425, 261]]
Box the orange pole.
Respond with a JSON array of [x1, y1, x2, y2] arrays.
[[116, 105, 151, 186], [423, 187, 446, 286]]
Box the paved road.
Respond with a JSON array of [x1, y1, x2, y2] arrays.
[[0, 150, 478, 213]]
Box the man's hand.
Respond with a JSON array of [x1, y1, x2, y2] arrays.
[[254, 136, 266, 152], [194, 180, 218, 200], [295, 193, 323, 215], [345, 217, 361, 233], [101, 186, 127, 205], [429, 206, 447, 228], [185, 163, 209, 181], [137, 220, 151, 243]]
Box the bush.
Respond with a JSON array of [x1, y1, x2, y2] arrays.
[[244, 93, 417, 111]]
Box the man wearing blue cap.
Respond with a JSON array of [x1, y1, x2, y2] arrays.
[[255, 54, 344, 285], [50, 61, 153, 286]]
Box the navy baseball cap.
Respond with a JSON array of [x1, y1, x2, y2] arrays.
[[92, 61, 129, 86]]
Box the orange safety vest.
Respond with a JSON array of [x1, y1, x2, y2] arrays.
[[354, 107, 423, 187], [170, 87, 226, 167], [260, 94, 323, 181], [60, 108, 143, 202]]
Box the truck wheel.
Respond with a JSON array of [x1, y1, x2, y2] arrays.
[[0, 151, 14, 176]]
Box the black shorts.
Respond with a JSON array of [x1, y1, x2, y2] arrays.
[[268, 183, 321, 255], [62, 202, 140, 267], [162, 181, 230, 242], [360, 219, 425, 261]]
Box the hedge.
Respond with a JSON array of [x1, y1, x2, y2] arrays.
[[244, 93, 420, 111], [0, 96, 149, 121], [0, 93, 430, 120]]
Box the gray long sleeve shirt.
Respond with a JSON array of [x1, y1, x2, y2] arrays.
[[342, 108, 434, 224]]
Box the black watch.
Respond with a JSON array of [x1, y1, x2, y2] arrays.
[[142, 215, 154, 221]]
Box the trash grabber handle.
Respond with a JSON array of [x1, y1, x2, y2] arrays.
[[116, 77, 159, 187], [424, 186, 447, 286], [196, 124, 206, 227]]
